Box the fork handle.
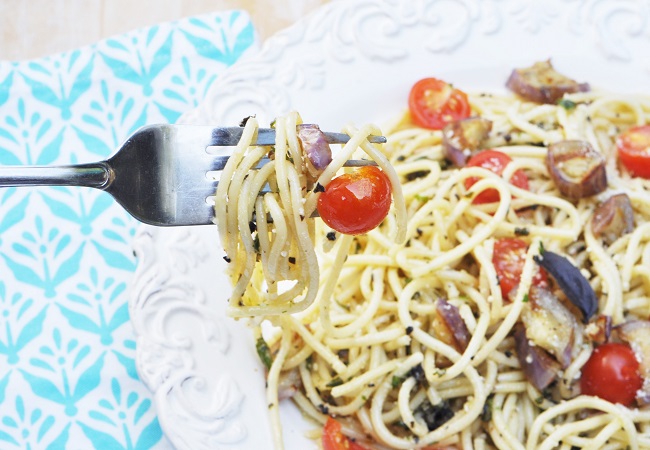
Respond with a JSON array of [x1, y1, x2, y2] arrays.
[[0, 162, 111, 189]]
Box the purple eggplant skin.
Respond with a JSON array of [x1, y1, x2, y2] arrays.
[[546, 140, 607, 200], [533, 250, 598, 323], [591, 193, 634, 245], [514, 323, 561, 390], [435, 298, 471, 352], [522, 285, 579, 368], [506, 60, 590, 104], [442, 117, 492, 167], [297, 124, 333, 177]]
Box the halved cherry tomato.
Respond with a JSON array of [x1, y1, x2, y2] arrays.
[[408, 78, 471, 130], [492, 238, 548, 299], [580, 342, 643, 406], [317, 166, 392, 235], [617, 124, 650, 178], [464, 150, 529, 204], [322, 417, 368, 450]]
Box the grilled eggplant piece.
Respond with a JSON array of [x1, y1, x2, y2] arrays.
[[297, 124, 333, 179], [442, 117, 492, 167], [514, 323, 561, 390], [591, 193, 634, 245], [506, 60, 589, 104], [585, 315, 612, 345], [615, 320, 650, 404], [521, 285, 581, 368], [533, 249, 598, 323], [433, 298, 471, 353], [546, 140, 607, 200]]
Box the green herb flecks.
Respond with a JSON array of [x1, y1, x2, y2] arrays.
[[514, 227, 530, 236], [481, 395, 494, 422], [391, 375, 406, 388], [558, 98, 577, 110], [256, 337, 273, 369], [326, 377, 344, 388]]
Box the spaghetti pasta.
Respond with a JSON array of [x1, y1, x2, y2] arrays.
[[217, 83, 650, 449], [216, 112, 406, 318]]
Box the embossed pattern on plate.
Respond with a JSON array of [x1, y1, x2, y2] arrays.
[[131, 1, 650, 448]]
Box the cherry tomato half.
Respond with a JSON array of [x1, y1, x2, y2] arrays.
[[617, 124, 650, 179], [580, 342, 643, 406], [408, 78, 471, 130], [464, 150, 529, 204], [317, 166, 392, 235], [322, 418, 368, 450], [492, 238, 548, 299]]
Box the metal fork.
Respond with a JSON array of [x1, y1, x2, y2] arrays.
[[0, 124, 385, 226]]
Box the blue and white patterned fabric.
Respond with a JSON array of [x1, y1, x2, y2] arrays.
[[0, 11, 256, 449]]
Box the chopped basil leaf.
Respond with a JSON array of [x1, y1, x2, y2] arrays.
[[558, 98, 577, 110], [256, 337, 273, 369]]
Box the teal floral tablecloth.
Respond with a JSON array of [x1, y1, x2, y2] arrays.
[[0, 11, 256, 449]]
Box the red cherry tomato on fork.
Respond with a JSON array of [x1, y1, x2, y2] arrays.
[[616, 124, 650, 178], [492, 238, 548, 300], [408, 78, 471, 130], [317, 166, 392, 235], [464, 149, 529, 204], [322, 417, 368, 450], [580, 342, 643, 406]]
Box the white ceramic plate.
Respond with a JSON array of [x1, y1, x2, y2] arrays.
[[130, 0, 650, 448]]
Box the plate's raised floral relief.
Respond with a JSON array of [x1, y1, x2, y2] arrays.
[[204, 1, 647, 130], [132, 226, 247, 449]]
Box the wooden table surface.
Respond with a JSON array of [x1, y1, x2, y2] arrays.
[[0, 0, 330, 61]]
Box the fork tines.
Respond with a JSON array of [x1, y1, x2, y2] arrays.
[[210, 126, 387, 147]]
